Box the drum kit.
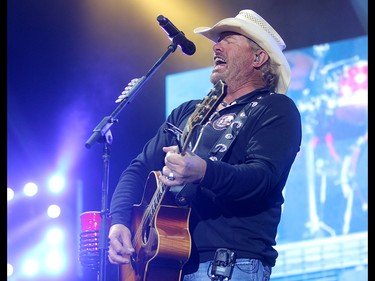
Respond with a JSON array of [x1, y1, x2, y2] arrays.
[[295, 52, 368, 238]]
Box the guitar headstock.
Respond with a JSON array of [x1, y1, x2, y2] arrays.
[[179, 80, 227, 153]]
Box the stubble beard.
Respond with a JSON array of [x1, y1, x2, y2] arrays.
[[210, 70, 225, 85]]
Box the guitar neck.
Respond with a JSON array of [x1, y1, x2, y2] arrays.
[[179, 80, 227, 153]]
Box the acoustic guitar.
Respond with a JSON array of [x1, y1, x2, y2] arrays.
[[120, 80, 227, 281]]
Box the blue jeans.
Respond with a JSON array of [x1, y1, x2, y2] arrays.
[[183, 258, 271, 281]]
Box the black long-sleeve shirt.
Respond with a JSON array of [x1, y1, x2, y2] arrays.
[[110, 87, 302, 269]]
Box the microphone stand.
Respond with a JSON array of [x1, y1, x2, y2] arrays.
[[84, 39, 180, 281]]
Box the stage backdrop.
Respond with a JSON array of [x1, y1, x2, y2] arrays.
[[166, 35, 368, 280]]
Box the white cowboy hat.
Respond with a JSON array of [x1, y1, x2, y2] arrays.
[[194, 9, 291, 94]]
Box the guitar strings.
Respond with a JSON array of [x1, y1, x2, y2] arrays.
[[132, 81, 226, 250], [132, 177, 166, 249]]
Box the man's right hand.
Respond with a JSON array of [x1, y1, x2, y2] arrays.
[[108, 224, 135, 264]]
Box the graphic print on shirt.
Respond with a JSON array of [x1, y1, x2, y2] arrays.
[[212, 113, 236, 130]]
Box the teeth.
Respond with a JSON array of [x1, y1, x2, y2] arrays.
[[216, 59, 225, 63], [214, 57, 226, 65]]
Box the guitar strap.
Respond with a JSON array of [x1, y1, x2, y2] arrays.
[[207, 101, 255, 162], [171, 100, 257, 207]]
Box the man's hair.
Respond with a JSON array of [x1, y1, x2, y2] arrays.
[[248, 40, 278, 92]]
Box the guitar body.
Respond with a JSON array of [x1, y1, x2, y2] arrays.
[[120, 171, 192, 281]]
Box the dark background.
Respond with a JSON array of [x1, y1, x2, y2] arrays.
[[7, 0, 367, 211], [7, 0, 367, 280]]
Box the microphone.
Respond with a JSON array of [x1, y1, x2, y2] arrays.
[[157, 15, 196, 56]]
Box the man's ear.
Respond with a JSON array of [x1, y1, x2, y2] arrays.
[[253, 51, 268, 66]]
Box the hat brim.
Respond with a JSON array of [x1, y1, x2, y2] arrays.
[[194, 17, 291, 94]]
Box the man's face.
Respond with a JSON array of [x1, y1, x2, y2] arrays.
[[210, 32, 256, 85]]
